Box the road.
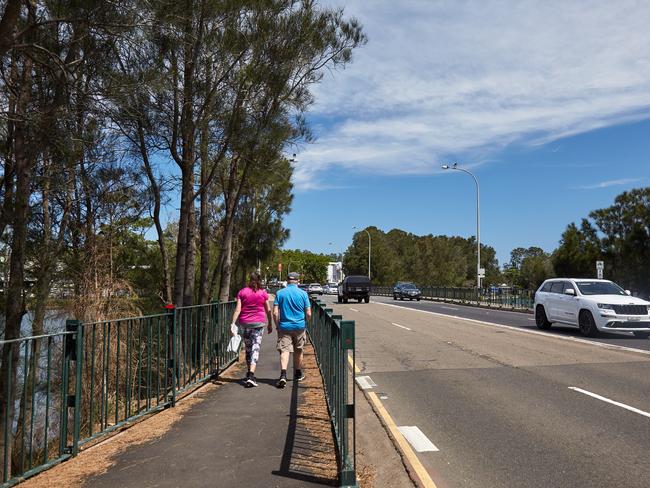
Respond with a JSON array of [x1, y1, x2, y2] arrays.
[[321, 294, 650, 488]]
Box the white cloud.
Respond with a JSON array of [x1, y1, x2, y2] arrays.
[[293, 0, 650, 189], [573, 177, 646, 190]]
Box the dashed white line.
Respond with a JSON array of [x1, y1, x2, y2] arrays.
[[355, 375, 377, 390], [398, 426, 439, 452], [391, 322, 412, 331], [350, 308, 359, 312], [568, 387, 650, 418], [439, 306, 459, 311]]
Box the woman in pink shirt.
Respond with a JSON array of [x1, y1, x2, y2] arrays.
[[231, 272, 272, 387]]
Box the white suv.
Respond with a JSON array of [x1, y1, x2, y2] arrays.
[[534, 278, 650, 338]]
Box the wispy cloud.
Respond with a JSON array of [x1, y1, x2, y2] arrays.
[[293, 0, 650, 190], [573, 178, 646, 190]]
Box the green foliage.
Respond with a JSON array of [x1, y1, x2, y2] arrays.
[[553, 187, 650, 296], [503, 247, 554, 289], [270, 249, 329, 284], [343, 227, 500, 286]]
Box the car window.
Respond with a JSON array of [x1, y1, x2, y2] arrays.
[[561, 282, 574, 294], [575, 281, 626, 296], [541, 282, 553, 292], [550, 282, 564, 294]]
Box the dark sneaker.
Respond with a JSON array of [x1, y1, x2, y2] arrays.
[[277, 375, 287, 388], [245, 375, 258, 388], [295, 370, 305, 381]]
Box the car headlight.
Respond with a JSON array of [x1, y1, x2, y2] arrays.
[[597, 303, 615, 311]]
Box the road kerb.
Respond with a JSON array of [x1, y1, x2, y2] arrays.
[[347, 355, 438, 488]]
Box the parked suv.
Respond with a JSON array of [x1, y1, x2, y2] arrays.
[[338, 275, 371, 304], [534, 278, 650, 338], [393, 282, 421, 301]]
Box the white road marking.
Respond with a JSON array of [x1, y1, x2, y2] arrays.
[[391, 322, 412, 331], [398, 426, 439, 452], [528, 318, 535, 321], [355, 375, 377, 390], [568, 387, 650, 418], [371, 301, 650, 357], [350, 308, 359, 312], [439, 306, 459, 311]]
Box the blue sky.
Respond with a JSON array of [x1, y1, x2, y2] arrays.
[[281, 0, 650, 265]]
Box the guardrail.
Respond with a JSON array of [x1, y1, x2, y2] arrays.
[[308, 299, 357, 488], [0, 301, 236, 487], [372, 286, 534, 311]]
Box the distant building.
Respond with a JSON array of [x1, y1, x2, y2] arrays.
[[327, 262, 344, 283]]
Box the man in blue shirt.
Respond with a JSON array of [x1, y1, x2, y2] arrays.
[[273, 272, 311, 388]]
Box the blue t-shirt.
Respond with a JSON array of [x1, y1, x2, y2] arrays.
[[274, 284, 310, 330]]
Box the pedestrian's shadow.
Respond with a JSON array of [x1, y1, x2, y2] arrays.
[[271, 369, 338, 486]]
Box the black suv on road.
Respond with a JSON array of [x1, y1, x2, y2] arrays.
[[393, 282, 421, 301], [338, 275, 371, 303]]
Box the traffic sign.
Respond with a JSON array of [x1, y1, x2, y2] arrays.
[[478, 268, 486, 278], [596, 261, 604, 270]]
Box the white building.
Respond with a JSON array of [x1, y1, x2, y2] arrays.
[[327, 262, 344, 284]]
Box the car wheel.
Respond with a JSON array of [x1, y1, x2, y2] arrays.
[[400, 297, 404, 301], [343, 298, 348, 304], [364, 296, 369, 303], [337, 296, 341, 303], [393, 294, 397, 300], [416, 298, 420, 301], [579, 310, 599, 337], [357, 298, 362, 303], [633, 331, 650, 339], [535, 305, 552, 330]]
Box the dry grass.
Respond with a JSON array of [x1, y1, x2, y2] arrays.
[[20, 359, 246, 488], [289, 345, 339, 484]]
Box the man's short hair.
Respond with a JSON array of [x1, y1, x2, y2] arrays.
[[287, 272, 300, 281]]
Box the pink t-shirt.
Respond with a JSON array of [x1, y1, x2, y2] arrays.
[[236, 287, 269, 325]]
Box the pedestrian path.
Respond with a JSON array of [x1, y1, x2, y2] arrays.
[[84, 338, 339, 487]]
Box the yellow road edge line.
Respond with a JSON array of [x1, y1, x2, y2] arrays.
[[366, 391, 438, 488], [347, 354, 438, 488]]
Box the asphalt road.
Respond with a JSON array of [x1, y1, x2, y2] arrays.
[[371, 294, 650, 352], [320, 294, 650, 488]]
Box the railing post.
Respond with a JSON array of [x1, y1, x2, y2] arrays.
[[164, 304, 176, 407], [62, 319, 82, 455]]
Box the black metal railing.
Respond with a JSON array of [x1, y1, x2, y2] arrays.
[[0, 301, 237, 487], [372, 285, 534, 311], [308, 299, 357, 488]]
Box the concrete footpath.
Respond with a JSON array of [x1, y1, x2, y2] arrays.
[[21, 328, 415, 488], [84, 337, 339, 488]]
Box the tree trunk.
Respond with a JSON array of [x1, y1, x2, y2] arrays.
[[172, 166, 193, 307], [138, 122, 172, 303], [0, 57, 33, 480], [182, 192, 197, 306], [198, 125, 210, 304]]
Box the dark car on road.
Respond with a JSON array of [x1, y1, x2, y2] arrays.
[[338, 275, 371, 303], [393, 282, 421, 301]]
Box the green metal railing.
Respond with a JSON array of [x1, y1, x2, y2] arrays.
[[308, 299, 357, 488], [0, 301, 236, 487], [372, 285, 534, 310]]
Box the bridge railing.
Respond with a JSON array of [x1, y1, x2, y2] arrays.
[[372, 286, 534, 311], [308, 299, 357, 488], [0, 301, 236, 487]]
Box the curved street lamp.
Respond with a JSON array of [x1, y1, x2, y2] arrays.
[[352, 226, 371, 279], [442, 162, 482, 289]]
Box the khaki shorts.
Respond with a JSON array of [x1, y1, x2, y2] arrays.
[[277, 329, 306, 353]]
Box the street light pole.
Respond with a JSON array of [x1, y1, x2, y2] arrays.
[[442, 163, 481, 289], [352, 226, 371, 279]]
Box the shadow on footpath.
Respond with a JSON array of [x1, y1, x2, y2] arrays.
[[272, 364, 338, 486]]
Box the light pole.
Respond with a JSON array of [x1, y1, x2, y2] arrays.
[[442, 162, 482, 289], [352, 226, 371, 279]]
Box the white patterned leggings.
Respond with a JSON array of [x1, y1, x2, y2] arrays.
[[242, 327, 264, 367]]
